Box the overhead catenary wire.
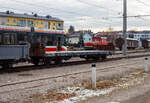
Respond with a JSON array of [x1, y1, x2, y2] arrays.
[[0, 5, 38, 14], [4, 0, 122, 27], [1, 0, 150, 31], [76, 0, 120, 13], [9, 0, 122, 19], [10, 0, 97, 17], [135, 0, 150, 7]]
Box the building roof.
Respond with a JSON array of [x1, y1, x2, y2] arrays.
[[0, 11, 63, 22]]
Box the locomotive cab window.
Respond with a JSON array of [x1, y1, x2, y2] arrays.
[[4, 34, 10, 45], [17, 33, 28, 44]]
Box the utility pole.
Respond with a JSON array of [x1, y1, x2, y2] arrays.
[[123, 0, 127, 56]]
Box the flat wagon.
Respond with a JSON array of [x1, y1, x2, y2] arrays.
[[30, 44, 115, 65]]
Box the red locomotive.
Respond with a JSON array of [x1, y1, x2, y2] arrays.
[[84, 36, 115, 51]]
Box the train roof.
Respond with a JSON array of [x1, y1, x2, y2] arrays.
[[0, 11, 63, 22], [127, 38, 138, 41]]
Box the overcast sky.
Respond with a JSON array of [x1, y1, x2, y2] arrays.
[[0, 0, 150, 32]]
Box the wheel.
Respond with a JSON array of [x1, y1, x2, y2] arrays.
[[92, 56, 100, 60], [2, 63, 13, 69], [32, 59, 39, 66], [55, 59, 62, 64], [44, 58, 51, 65], [85, 55, 90, 61], [101, 55, 107, 60], [85, 57, 90, 61]]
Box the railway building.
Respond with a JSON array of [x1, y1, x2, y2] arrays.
[[0, 11, 64, 45]]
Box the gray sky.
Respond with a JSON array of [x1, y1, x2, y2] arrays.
[[0, 0, 150, 32]]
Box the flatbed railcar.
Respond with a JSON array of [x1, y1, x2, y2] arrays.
[[29, 44, 115, 65]]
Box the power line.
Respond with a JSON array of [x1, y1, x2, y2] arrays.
[[76, 0, 121, 15], [6, 0, 122, 24], [11, 0, 122, 18], [0, 5, 33, 13], [135, 0, 150, 7], [76, 0, 134, 20], [11, 0, 90, 16], [115, 14, 150, 18], [5, 0, 150, 30], [137, 17, 148, 21], [0, 5, 117, 26], [128, 15, 150, 18], [77, 0, 110, 10]]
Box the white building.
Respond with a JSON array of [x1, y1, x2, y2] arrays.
[[68, 35, 80, 44], [68, 31, 93, 44], [128, 31, 150, 47], [82, 33, 92, 43]]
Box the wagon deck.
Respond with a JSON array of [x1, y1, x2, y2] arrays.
[[45, 50, 115, 57]]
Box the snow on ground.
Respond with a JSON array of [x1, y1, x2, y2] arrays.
[[48, 71, 147, 103], [53, 87, 116, 103]]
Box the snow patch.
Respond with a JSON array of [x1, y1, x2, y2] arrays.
[[51, 87, 117, 103]]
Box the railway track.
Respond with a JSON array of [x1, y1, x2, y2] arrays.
[[0, 59, 142, 94], [0, 52, 150, 74]]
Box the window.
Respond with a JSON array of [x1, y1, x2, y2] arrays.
[[4, 35, 10, 44], [48, 22, 51, 29], [7, 19, 9, 23], [57, 23, 63, 30], [1, 17, 6, 25], [41, 22, 43, 25], [36, 21, 38, 25], [58, 23, 62, 27], [27, 20, 34, 27], [44, 21, 48, 29], [17, 33, 27, 44], [13, 20, 16, 24], [2, 33, 16, 45], [53, 23, 55, 26], [18, 20, 26, 27]]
